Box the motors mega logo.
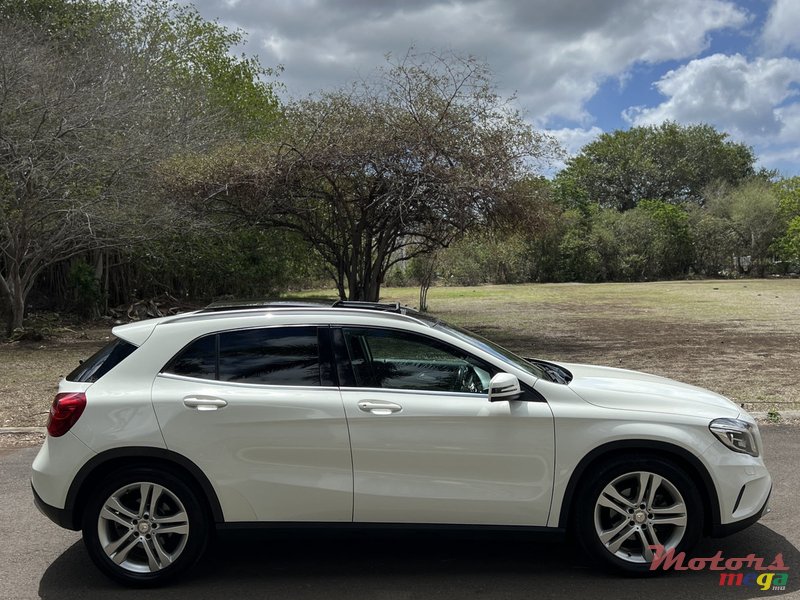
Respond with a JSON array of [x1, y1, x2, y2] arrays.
[[648, 545, 790, 591]]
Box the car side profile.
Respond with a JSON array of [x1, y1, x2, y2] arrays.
[[31, 301, 772, 586]]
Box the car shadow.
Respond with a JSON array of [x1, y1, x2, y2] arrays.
[[39, 524, 798, 599]]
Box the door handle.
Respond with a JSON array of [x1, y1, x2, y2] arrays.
[[358, 400, 402, 415], [183, 397, 228, 411]]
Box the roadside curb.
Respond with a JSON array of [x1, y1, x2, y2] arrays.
[[0, 427, 46, 434], [750, 410, 800, 421]]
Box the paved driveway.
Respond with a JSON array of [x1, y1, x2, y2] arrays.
[[1, 426, 797, 600]]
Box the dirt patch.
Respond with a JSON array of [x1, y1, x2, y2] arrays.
[[0, 327, 111, 427]]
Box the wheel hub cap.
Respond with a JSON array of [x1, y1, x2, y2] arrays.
[[593, 470, 688, 564], [97, 481, 190, 574]]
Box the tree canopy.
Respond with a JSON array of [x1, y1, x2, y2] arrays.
[[167, 50, 561, 301], [0, 0, 280, 334], [556, 122, 761, 211]]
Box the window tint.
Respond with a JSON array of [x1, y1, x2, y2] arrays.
[[67, 338, 137, 383], [342, 328, 495, 393], [218, 327, 320, 385], [166, 334, 217, 380], [163, 327, 323, 386]]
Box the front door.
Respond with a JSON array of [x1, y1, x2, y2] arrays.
[[335, 326, 554, 526]]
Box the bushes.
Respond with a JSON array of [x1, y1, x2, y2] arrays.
[[415, 179, 795, 289], [437, 232, 532, 286], [29, 177, 800, 317], [110, 227, 327, 303], [67, 260, 104, 317], [31, 227, 327, 312]]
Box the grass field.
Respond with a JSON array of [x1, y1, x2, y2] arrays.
[[1, 279, 798, 428]]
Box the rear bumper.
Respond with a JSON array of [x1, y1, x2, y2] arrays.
[[32, 482, 79, 530]]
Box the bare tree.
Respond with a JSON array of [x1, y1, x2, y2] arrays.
[[0, 12, 241, 335], [168, 50, 560, 301]]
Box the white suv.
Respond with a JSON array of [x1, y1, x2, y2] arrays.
[[31, 301, 772, 586]]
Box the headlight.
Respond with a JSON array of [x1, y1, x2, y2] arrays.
[[709, 418, 759, 457]]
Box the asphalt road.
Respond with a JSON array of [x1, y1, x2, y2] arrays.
[[1, 426, 798, 600]]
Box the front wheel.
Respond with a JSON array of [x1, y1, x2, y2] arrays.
[[574, 456, 704, 574], [82, 467, 209, 587]]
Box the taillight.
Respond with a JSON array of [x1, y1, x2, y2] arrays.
[[47, 392, 87, 437]]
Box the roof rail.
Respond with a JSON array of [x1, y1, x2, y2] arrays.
[[331, 300, 403, 313], [198, 300, 325, 313]]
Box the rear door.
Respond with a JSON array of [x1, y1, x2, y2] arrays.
[[335, 326, 555, 526], [152, 326, 353, 523]]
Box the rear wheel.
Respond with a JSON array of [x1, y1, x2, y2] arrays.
[[82, 467, 209, 587], [575, 456, 703, 574]]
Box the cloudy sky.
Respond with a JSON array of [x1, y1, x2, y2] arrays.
[[193, 0, 800, 176]]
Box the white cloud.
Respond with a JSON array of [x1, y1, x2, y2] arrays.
[[759, 102, 800, 175], [624, 53, 800, 140], [546, 126, 604, 156], [543, 126, 604, 172], [194, 0, 749, 125], [761, 0, 800, 55]]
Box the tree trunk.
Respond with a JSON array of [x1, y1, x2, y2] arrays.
[[419, 282, 429, 312], [9, 288, 24, 334], [0, 289, 11, 339], [94, 251, 108, 316], [418, 255, 436, 312], [0, 271, 25, 337]]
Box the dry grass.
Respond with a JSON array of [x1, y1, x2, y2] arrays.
[[0, 328, 113, 427], [1, 279, 798, 428]]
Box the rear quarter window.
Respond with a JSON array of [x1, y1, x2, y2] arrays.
[[67, 338, 137, 383]]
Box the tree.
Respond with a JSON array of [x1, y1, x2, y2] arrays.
[[707, 180, 783, 276], [556, 122, 760, 211], [167, 50, 560, 301], [686, 205, 738, 276], [0, 0, 281, 138], [0, 1, 280, 335], [771, 177, 800, 269]]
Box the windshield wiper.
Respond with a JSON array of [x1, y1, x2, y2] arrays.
[[524, 358, 572, 384]]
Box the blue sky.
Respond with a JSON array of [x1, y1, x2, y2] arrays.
[[193, 0, 800, 177]]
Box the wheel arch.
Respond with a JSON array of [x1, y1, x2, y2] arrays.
[[63, 447, 224, 531], [557, 440, 720, 535]]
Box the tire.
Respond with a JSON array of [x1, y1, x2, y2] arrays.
[[574, 455, 704, 574], [82, 467, 209, 587]]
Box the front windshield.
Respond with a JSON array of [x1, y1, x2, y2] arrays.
[[432, 321, 548, 380]]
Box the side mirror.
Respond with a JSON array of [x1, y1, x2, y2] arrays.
[[487, 372, 522, 402]]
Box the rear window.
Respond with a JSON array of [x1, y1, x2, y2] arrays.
[[67, 338, 137, 383]]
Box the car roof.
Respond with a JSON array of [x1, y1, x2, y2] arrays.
[[112, 301, 437, 345], [166, 304, 433, 327]]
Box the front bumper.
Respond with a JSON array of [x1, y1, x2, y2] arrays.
[[712, 485, 772, 538]]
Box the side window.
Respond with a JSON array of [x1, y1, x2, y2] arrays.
[[165, 334, 217, 380], [341, 328, 496, 393], [218, 327, 320, 385], [163, 327, 322, 386]]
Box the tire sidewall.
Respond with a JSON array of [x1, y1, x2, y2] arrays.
[[575, 456, 704, 575], [82, 467, 209, 587]]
